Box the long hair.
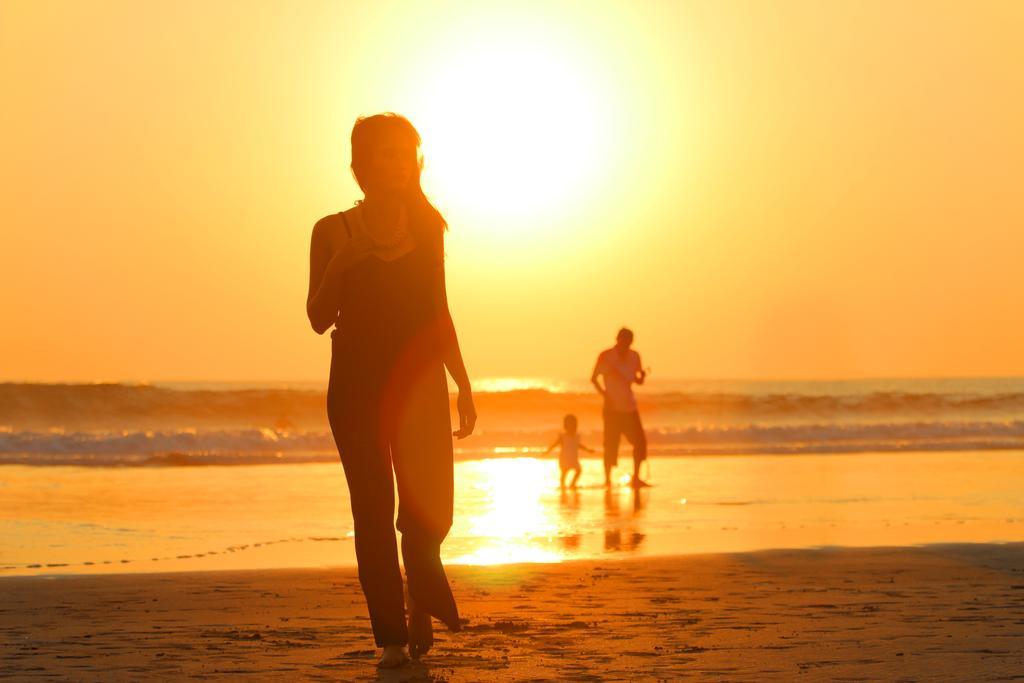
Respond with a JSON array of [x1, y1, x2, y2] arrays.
[[349, 113, 447, 257]]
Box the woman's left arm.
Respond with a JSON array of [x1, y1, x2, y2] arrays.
[[436, 256, 477, 439]]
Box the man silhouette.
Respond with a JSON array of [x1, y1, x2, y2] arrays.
[[591, 327, 648, 488]]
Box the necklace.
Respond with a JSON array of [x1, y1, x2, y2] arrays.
[[357, 202, 410, 248]]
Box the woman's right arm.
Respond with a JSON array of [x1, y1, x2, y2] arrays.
[[306, 217, 369, 335]]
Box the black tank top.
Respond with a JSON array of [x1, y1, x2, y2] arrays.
[[331, 210, 444, 363]]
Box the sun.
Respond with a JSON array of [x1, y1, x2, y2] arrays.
[[401, 26, 619, 232]]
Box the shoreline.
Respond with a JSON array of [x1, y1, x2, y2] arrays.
[[4, 444, 1024, 469], [3, 540, 1022, 581], [3, 543, 1022, 680]]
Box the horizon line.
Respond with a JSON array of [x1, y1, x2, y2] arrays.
[[3, 374, 1024, 386]]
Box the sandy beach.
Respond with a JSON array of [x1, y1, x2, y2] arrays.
[[2, 543, 1022, 681]]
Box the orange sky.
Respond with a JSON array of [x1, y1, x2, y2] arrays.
[[1, 1, 1022, 383]]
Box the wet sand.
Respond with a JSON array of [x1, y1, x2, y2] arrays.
[[6, 452, 1023, 576], [2, 544, 1022, 681]]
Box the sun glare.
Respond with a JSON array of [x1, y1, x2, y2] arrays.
[[447, 458, 564, 565], [474, 377, 568, 393], [402, 26, 618, 232]]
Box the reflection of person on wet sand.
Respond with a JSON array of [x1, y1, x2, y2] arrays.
[[603, 487, 647, 552], [591, 327, 649, 488], [545, 414, 595, 489], [557, 488, 581, 551]]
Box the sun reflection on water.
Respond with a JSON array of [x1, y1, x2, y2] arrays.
[[448, 458, 565, 565], [473, 377, 568, 393]]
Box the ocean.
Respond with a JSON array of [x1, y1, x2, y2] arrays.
[[1, 378, 1022, 576], [4, 377, 1024, 465]]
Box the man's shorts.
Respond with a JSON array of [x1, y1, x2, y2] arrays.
[[602, 407, 648, 469]]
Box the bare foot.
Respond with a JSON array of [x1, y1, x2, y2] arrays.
[[377, 644, 408, 669], [407, 592, 433, 658]]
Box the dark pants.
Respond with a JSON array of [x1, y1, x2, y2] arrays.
[[327, 333, 460, 647], [603, 407, 647, 471]]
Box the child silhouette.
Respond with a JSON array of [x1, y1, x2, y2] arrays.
[[546, 414, 595, 489]]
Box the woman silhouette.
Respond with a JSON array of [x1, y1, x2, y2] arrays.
[[306, 113, 476, 668]]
